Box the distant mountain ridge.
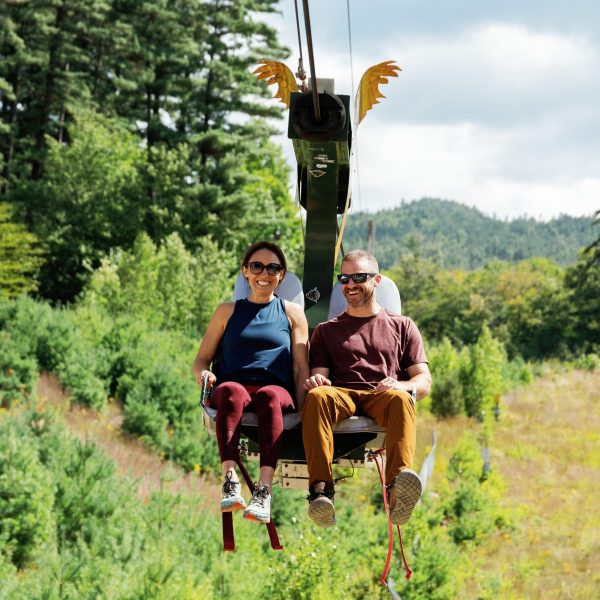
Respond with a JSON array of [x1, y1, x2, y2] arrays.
[[342, 198, 596, 270]]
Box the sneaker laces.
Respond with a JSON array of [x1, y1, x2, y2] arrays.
[[250, 483, 270, 508], [222, 473, 240, 497]]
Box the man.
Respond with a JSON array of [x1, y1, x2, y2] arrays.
[[302, 250, 432, 528]]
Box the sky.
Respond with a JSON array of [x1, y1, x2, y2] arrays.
[[265, 0, 599, 221]]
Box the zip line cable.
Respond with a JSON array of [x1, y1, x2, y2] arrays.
[[293, 0, 307, 90], [346, 0, 362, 213], [301, 0, 321, 122], [346, 0, 356, 101]]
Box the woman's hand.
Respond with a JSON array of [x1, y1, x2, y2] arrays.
[[195, 369, 216, 389]]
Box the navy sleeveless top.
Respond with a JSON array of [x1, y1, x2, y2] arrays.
[[216, 297, 294, 392]]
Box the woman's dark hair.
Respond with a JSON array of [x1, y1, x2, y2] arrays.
[[241, 240, 287, 273]]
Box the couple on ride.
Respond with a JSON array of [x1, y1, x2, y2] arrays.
[[193, 241, 432, 528]]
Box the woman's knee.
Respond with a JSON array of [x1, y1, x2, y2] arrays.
[[211, 381, 247, 410], [254, 385, 291, 407]]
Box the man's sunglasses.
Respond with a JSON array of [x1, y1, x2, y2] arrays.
[[337, 272, 377, 284], [247, 261, 283, 276]]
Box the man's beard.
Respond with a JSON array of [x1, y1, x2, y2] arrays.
[[345, 286, 374, 307]]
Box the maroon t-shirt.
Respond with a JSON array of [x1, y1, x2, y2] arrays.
[[309, 310, 428, 390]]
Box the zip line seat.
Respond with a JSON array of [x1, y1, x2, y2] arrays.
[[201, 271, 401, 489]]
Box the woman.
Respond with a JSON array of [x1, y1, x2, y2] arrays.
[[193, 241, 309, 523]]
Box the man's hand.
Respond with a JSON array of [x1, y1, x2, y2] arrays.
[[303, 373, 331, 390], [374, 377, 404, 393]]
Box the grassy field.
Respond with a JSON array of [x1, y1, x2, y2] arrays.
[[415, 367, 600, 599]]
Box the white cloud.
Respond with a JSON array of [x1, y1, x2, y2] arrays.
[[352, 121, 599, 219]]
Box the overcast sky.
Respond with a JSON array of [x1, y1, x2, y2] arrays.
[[266, 0, 599, 221]]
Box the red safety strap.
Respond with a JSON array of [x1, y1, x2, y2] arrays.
[[221, 458, 283, 552], [222, 512, 235, 551], [371, 450, 412, 587]]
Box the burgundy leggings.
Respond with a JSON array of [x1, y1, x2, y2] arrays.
[[208, 381, 295, 469]]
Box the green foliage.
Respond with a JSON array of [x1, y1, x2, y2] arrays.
[[562, 252, 600, 356], [460, 326, 507, 419], [0, 331, 37, 407], [30, 110, 146, 301], [428, 338, 465, 418], [401, 528, 464, 599], [0, 203, 44, 297], [124, 393, 169, 440], [0, 418, 55, 568], [389, 255, 573, 359], [345, 198, 595, 270], [0, 296, 110, 409], [81, 232, 235, 336], [572, 353, 600, 371], [0, 290, 219, 473], [443, 432, 506, 546], [502, 356, 533, 388]]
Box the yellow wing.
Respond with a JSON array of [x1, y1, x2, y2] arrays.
[[253, 60, 299, 108], [355, 60, 401, 125]]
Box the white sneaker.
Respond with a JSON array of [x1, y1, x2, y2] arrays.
[[389, 469, 422, 526], [220, 474, 246, 512], [243, 482, 271, 523]]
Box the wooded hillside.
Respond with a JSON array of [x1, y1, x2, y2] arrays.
[[343, 198, 595, 270]]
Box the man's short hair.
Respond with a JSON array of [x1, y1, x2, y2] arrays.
[[342, 249, 379, 272]]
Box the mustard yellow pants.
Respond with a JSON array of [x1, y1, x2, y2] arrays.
[[301, 386, 416, 487]]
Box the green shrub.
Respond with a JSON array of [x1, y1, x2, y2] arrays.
[[443, 432, 504, 545], [0, 331, 37, 407], [460, 325, 507, 419], [80, 232, 235, 336], [429, 338, 465, 417], [0, 296, 71, 371], [502, 355, 533, 388], [573, 352, 599, 372], [0, 552, 17, 596], [126, 360, 196, 426], [165, 422, 220, 473], [122, 398, 168, 445], [400, 527, 465, 600], [0, 420, 56, 568], [0, 297, 110, 408]]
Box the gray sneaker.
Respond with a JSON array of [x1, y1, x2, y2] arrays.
[[307, 482, 336, 528], [389, 469, 422, 526], [243, 482, 271, 523], [220, 473, 246, 513]]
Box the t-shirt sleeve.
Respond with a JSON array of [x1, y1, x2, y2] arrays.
[[309, 323, 332, 370], [400, 318, 428, 369]]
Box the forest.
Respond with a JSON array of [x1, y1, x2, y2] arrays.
[[343, 198, 595, 270], [1, 1, 599, 598]]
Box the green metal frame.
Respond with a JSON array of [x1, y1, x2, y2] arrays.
[[288, 92, 351, 329]]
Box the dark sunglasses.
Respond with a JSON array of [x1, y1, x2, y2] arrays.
[[247, 261, 283, 276], [337, 272, 377, 284]]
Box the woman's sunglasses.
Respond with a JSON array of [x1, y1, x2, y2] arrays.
[[247, 261, 283, 276], [337, 272, 377, 284]]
